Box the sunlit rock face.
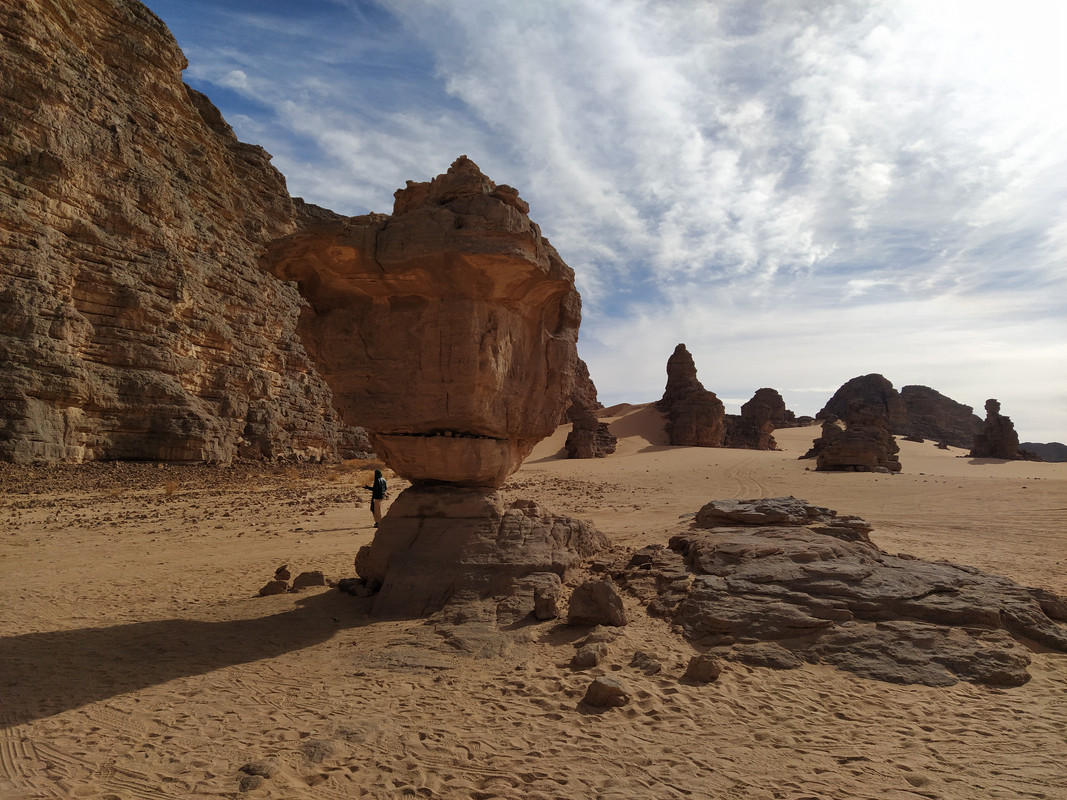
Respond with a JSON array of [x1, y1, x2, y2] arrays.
[[0, 0, 364, 463], [262, 156, 581, 487]]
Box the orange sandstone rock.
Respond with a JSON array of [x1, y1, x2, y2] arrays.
[[262, 157, 581, 487]]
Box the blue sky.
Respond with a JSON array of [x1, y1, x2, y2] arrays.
[[148, 0, 1066, 443]]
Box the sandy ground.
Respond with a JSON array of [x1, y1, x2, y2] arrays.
[[1, 404, 1065, 799]]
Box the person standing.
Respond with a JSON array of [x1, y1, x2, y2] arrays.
[[364, 469, 387, 527]]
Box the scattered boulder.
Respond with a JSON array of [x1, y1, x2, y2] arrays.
[[567, 579, 628, 627], [969, 399, 1022, 460], [614, 497, 1067, 687], [581, 676, 630, 708], [629, 651, 663, 675], [655, 344, 725, 447], [683, 653, 723, 683], [571, 642, 609, 670], [274, 565, 291, 582], [257, 579, 289, 597]]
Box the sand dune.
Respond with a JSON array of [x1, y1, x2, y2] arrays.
[[1, 405, 1065, 798]]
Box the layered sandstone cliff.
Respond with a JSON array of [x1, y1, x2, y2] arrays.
[[0, 0, 366, 463]]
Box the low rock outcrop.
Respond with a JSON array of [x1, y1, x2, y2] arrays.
[[655, 344, 725, 447], [969, 399, 1022, 460], [806, 403, 901, 472], [263, 156, 580, 487], [0, 0, 364, 463], [615, 497, 1067, 687]]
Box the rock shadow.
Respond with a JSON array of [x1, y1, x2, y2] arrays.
[[0, 590, 373, 727]]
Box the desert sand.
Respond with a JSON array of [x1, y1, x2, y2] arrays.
[[1, 404, 1064, 799]]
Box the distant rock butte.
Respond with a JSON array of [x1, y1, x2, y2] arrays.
[[900, 385, 982, 448], [261, 156, 581, 487], [806, 402, 902, 473], [724, 388, 793, 450], [655, 344, 725, 447], [819, 375, 986, 450], [969, 398, 1023, 460], [0, 0, 367, 463], [818, 374, 908, 432], [1021, 442, 1066, 462]]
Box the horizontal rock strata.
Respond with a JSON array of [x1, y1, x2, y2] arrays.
[[0, 0, 363, 463]]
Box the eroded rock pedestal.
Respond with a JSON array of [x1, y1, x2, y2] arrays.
[[355, 487, 608, 618], [263, 158, 607, 616]]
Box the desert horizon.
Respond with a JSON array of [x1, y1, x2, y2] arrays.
[[2, 404, 1064, 799]]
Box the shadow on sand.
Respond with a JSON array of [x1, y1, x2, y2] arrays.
[[0, 589, 372, 727]]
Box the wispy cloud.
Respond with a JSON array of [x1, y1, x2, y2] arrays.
[[150, 0, 1067, 441]]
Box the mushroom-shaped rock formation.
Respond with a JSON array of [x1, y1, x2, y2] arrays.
[[262, 158, 607, 617], [262, 156, 581, 487]]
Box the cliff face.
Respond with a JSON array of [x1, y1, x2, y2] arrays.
[[0, 0, 363, 462], [900, 385, 982, 448]]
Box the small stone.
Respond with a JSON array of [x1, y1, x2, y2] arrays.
[[684, 653, 723, 683], [630, 651, 662, 675], [274, 564, 291, 581], [571, 642, 608, 670], [258, 579, 289, 597], [582, 676, 630, 708]]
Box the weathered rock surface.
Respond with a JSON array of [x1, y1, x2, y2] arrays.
[[970, 399, 1022, 460], [614, 497, 1067, 686], [262, 156, 580, 487], [807, 403, 902, 473], [655, 344, 725, 447], [353, 486, 609, 618], [567, 579, 628, 627], [899, 385, 982, 448], [581, 676, 630, 708], [564, 358, 617, 459], [0, 0, 365, 463], [724, 388, 792, 450]]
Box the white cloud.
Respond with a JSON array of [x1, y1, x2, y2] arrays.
[[151, 0, 1067, 442]]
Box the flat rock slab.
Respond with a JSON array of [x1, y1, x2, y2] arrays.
[[617, 498, 1067, 687]]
